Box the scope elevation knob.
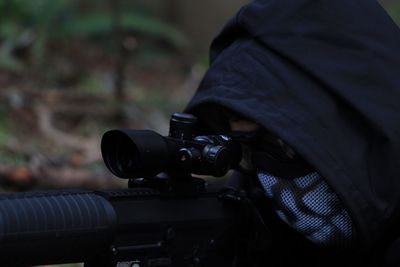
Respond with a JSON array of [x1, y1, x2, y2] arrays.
[[169, 113, 198, 140]]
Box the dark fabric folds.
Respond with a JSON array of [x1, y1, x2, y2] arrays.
[[185, 0, 400, 250]]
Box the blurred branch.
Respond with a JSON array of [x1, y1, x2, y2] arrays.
[[35, 104, 100, 165]]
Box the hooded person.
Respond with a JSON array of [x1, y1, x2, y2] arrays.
[[185, 0, 400, 265]]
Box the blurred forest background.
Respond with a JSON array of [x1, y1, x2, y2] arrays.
[[0, 1, 397, 266], [0, 0, 398, 193]]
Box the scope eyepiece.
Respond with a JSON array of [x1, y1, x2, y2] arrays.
[[101, 130, 170, 178]]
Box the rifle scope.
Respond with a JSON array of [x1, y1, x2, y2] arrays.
[[101, 113, 242, 178]]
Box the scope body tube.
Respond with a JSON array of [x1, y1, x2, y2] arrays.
[[101, 129, 242, 179], [0, 186, 239, 267]]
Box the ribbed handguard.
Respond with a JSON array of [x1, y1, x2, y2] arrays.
[[0, 190, 117, 266]]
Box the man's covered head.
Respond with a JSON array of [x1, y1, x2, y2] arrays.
[[186, 0, 400, 251]]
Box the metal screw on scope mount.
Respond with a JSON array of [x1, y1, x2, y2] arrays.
[[193, 257, 201, 267], [178, 147, 201, 170], [165, 227, 175, 241]]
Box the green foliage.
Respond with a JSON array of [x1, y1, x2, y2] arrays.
[[0, 0, 74, 71], [0, 0, 187, 72], [0, 151, 27, 166], [0, 0, 72, 37], [121, 13, 187, 48], [63, 13, 187, 48]]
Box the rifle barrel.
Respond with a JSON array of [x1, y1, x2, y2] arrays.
[[0, 190, 116, 266]]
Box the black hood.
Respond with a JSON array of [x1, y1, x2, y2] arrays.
[[185, 0, 400, 248]]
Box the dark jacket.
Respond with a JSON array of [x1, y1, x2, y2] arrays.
[[185, 0, 400, 265]]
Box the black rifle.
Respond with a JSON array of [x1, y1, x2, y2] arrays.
[[0, 113, 277, 267]]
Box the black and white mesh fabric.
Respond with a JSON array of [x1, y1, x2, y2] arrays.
[[257, 171, 355, 247]]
